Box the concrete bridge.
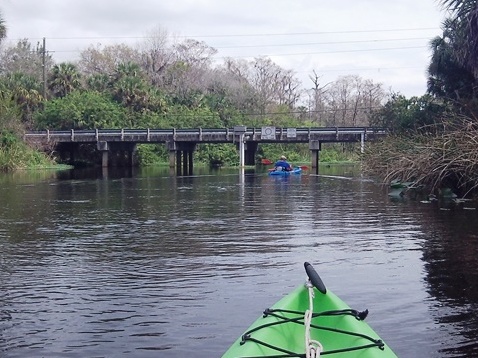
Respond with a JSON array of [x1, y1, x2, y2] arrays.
[[24, 126, 386, 175]]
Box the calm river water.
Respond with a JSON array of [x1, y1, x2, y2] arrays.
[[1, 165, 478, 357]]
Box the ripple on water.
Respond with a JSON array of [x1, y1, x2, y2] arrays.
[[1, 173, 477, 357]]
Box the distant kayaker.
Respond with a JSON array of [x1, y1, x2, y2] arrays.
[[274, 155, 292, 171]]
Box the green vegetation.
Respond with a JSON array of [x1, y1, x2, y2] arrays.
[[0, 130, 56, 170], [362, 1, 478, 197], [0, 89, 55, 171], [1, 2, 478, 196], [363, 120, 478, 196], [0, 8, 386, 171]]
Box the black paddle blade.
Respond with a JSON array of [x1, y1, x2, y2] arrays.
[[304, 262, 327, 294]]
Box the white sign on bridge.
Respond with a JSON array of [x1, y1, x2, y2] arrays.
[[261, 126, 276, 140], [287, 128, 297, 138]]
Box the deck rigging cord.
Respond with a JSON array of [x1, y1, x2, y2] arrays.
[[238, 285, 384, 357], [305, 280, 323, 358]]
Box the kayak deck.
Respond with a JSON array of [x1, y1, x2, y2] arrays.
[[222, 268, 397, 357], [269, 167, 302, 176]]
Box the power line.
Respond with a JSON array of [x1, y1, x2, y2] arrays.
[[47, 44, 428, 56], [10, 30, 433, 64], [186, 27, 441, 38], [216, 45, 427, 59], [7, 26, 436, 60], [295, 65, 425, 75], [207, 37, 431, 49], [9, 27, 440, 42], [7, 28, 434, 93]]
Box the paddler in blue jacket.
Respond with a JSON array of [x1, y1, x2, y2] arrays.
[[274, 155, 292, 171]]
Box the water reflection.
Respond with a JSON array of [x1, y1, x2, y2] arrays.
[[417, 209, 478, 356], [0, 165, 477, 357]]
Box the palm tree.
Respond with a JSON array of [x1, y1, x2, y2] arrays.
[[438, 0, 478, 76], [0, 11, 7, 44], [112, 76, 149, 111], [427, 19, 476, 102], [3, 73, 44, 125], [114, 62, 143, 81], [48, 62, 82, 98], [111, 62, 152, 112]]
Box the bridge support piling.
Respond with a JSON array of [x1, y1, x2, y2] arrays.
[[101, 151, 108, 168], [309, 140, 321, 175], [235, 141, 257, 166], [311, 150, 320, 174], [97, 141, 109, 168], [239, 138, 245, 167], [176, 151, 182, 175], [234, 126, 247, 167], [126, 149, 134, 167], [168, 141, 196, 175], [245, 142, 258, 165], [185, 150, 193, 175], [175, 149, 194, 175], [169, 150, 176, 169], [97, 141, 137, 168]]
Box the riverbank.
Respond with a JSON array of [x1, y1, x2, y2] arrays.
[[363, 121, 478, 199], [0, 139, 62, 172]]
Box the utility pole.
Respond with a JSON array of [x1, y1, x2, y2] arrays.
[[42, 37, 46, 99]]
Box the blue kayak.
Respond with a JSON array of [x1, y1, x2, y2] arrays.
[[269, 167, 302, 176]]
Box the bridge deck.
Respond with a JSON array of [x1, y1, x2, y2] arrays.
[[23, 127, 386, 173]]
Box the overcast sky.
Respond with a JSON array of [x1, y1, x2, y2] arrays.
[[2, 0, 448, 97]]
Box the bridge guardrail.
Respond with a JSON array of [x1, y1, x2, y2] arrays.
[[24, 127, 387, 144]]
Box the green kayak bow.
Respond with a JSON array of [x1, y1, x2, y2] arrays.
[[222, 262, 398, 357]]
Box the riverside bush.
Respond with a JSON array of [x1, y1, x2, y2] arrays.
[[363, 119, 478, 197], [0, 141, 55, 171]]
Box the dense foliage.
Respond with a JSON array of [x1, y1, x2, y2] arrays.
[[362, 1, 478, 197], [0, 104, 55, 171], [2, 3, 478, 190], [364, 119, 478, 197], [0, 23, 387, 169]]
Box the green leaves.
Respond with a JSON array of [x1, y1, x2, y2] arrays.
[[35, 91, 127, 129], [431, 0, 478, 112], [48, 63, 82, 98], [0, 130, 18, 148], [0, 11, 6, 43], [370, 93, 448, 132], [0, 134, 55, 171]]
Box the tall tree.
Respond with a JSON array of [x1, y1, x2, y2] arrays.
[[307, 71, 330, 125], [138, 26, 174, 87], [112, 62, 145, 109], [110, 62, 165, 114], [48, 62, 82, 98], [166, 39, 218, 105], [439, 0, 478, 76], [323, 75, 384, 127], [210, 61, 258, 118], [78, 44, 141, 77], [0, 10, 6, 44], [1, 73, 44, 125], [370, 93, 447, 132], [428, 4, 478, 113], [427, 21, 476, 102], [0, 39, 53, 83], [85, 73, 110, 92], [174, 39, 217, 68]]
